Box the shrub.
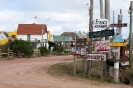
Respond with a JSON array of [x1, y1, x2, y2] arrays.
[[10, 39, 34, 57], [38, 46, 50, 56]]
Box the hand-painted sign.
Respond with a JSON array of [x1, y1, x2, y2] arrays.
[[92, 18, 110, 30], [110, 42, 126, 46], [113, 35, 124, 42], [110, 23, 127, 27], [89, 29, 114, 38], [85, 54, 106, 61], [93, 40, 110, 53]]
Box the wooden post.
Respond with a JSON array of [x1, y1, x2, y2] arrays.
[[88, 0, 94, 78], [114, 9, 122, 83]]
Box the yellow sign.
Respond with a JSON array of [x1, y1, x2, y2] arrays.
[[110, 42, 126, 46]]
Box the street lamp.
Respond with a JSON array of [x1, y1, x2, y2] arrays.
[[42, 18, 50, 47]]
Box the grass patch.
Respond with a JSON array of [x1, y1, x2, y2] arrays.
[[49, 51, 70, 56], [48, 59, 133, 85]]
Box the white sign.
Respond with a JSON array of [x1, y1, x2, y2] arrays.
[[112, 48, 120, 52], [92, 18, 110, 30], [81, 48, 86, 55], [93, 40, 110, 53], [85, 54, 106, 61]]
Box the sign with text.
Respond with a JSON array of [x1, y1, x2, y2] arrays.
[[110, 42, 126, 46], [113, 35, 124, 42], [110, 23, 127, 27], [93, 40, 110, 53], [92, 18, 110, 30], [85, 54, 106, 61], [89, 29, 114, 38]]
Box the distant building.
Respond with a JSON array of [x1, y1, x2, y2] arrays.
[[53, 35, 74, 46]]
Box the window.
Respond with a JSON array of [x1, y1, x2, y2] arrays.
[[12, 35, 16, 39], [27, 34, 30, 41]]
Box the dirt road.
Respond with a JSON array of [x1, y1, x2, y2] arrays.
[[0, 55, 132, 88]]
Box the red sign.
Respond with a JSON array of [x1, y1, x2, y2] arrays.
[[93, 40, 110, 53]]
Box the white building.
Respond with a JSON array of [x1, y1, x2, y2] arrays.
[[17, 23, 48, 50]]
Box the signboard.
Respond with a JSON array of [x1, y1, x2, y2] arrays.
[[85, 54, 106, 61], [81, 48, 86, 55], [92, 18, 110, 30], [93, 40, 110, 53], [110, 23, 127, 27], [112, 48, 120, 52], [113, 35, 124, 42], [110, 42, 126, 46], [89, 29, 114, 38], [71, 47, 81, 55]]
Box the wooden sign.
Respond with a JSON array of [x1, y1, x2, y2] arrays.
[[93, 40, 110, 53], [110, 23, 127, 27], [85, 54, 106, 61], [89, 29, 114, 38], [110, 42, 126, 46]]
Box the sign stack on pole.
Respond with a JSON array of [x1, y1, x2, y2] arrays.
[[85, 18, 113, 78]]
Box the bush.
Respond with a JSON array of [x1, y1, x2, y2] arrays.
[[38, 46, 50, 56], [10, 39, 34, 57]]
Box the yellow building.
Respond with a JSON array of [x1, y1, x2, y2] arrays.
[[0, 31, 17, 45], [8, 31, 18, 40], [47, 31, 53, 41]]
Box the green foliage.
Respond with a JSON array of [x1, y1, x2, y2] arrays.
[[38, 46, 50, 56], [10, 39, 34, 57], [3, 32, 8, 37], [52, 43, 64, 53]]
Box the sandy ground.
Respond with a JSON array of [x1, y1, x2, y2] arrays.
[[0, 55, 132, 88]]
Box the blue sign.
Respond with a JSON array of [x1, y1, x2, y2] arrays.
[[113, 35, 124, 42], [89, 29, 114, 38], [76, 47, 81, 51]]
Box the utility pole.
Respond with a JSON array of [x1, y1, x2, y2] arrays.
[[74, 32, 76, 74], [114, 9, 122, 83], [100, 0, 104, 79], [88, 0, 93, 78], [105, 0, 111, 77], [129, 1, 133, 70]]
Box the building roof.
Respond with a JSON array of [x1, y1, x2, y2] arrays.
[[60, 32, 80, 40], [17, 24, 47, 35], [53, 35, 74, 42]]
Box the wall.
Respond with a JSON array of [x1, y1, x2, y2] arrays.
[[18, 34, 49, 49]]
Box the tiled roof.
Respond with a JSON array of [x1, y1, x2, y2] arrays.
[[60, 32, 80, 40], [17, 24, 47, 35]]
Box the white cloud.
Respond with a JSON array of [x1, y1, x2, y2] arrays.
[[0, 0, 131, 39]]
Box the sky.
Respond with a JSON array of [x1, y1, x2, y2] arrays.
[[0, 0, 131, 39]]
